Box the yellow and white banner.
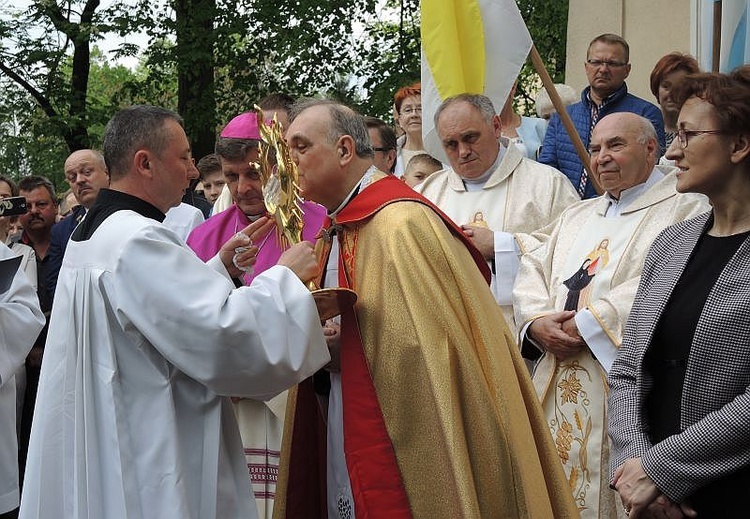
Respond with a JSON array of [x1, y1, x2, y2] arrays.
[[420, 0, 532, 162]]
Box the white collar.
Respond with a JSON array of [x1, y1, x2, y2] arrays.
[[461, 143, 506, 190], [328, 165, 377, 218], [604, 167, 664, 215]]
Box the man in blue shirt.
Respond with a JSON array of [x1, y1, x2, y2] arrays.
[[539, 33, 665, 199]]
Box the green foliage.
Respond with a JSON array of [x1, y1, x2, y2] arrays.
[[355, 0, 421, 122], [208, 0, 378, 121], [516, 0, 569, 115], [0, 47, 149, 189], [0, 79, 68, 184], [0, 0, 569, 180]]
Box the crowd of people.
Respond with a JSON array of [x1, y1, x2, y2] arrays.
[[0, 31, 748, 519]]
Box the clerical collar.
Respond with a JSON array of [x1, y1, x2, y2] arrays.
[[71, 188, 166, 242], [604, 167, 664, 214], [243, 210, 264, 222], [461, 145, 505, 191], [328, 165, 377, 219]]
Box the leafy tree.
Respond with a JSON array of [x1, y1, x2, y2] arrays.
[[350, 0, 568, 120], [175, 0, 217, 159], [0, 78, 69, 184], [209, 0, 376, 120], [355, 0, 421, 121], [1, 0, 105, 151], [135, 0, 378, 151], [0, 48, 146, 188], [516, 0, 569, 115], [0, 0, 568, 181], [0, 0, 153, 186]]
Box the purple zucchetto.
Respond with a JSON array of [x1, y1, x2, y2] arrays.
[[219, 112, 261, 140]]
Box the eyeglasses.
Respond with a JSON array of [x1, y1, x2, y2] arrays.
[[372, 147, 394, 152], [586, 59, 628, 69], [400, 106, 422, 115], [676, 128, 725, 149]]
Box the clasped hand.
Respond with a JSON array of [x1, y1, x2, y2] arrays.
[[613, 458, 697, 519], [528, 310, 586, 360]]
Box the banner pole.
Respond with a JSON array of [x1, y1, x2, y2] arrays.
[[529, 44, 602, 196]]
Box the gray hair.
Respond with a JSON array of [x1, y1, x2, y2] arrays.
[[103, 105, 183, 180], [535, 84, 578, 119], [434, 94, 497, 128], [82, 149, 107, 172], [290, 98, 374, 158]]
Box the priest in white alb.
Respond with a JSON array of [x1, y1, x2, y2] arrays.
[[415, 94, 578, 326], [19, 105, 330, 519], [0, 243, 44, 518], [512, 113, 708, 519]]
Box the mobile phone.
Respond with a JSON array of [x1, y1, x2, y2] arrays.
[[0, 196, 28, 217]]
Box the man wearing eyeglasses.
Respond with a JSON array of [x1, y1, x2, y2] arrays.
[[539, 33, 666, 199], [364, 116, 398, 174], [513, 112, 708, 519]]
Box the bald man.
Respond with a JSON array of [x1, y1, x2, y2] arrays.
[[513, 112, 708, 519], [46, 149, 110, 300]]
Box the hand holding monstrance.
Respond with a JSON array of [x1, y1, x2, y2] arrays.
[[252, 105, 356, 321]]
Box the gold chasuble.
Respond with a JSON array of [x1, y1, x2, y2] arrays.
[[275, 174, 577, 518]]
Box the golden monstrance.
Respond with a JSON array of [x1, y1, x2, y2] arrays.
[[252, 105, 357, 321]]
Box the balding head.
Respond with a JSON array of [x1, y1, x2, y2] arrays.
[[588, 112, 658, 198], [286, 99, 375, 210], [435, 94, 502, 180], [290, 99, 373, 158], [64, 149, 110, 209]]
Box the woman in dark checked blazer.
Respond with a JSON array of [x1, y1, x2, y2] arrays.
[[608, 65, 750, 519]]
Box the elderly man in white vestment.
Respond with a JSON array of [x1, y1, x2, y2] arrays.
[[415, 94, 578, 326], [0, 243, 44, 518], [19, 105, 331, 519], [512, 112, 709, 519]]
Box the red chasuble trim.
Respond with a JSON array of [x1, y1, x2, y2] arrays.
[[334, 175, 490, 517], [334, 175, 491, 283], [338, 304, 412, 518]]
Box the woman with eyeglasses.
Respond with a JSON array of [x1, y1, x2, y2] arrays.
[[393, 82, 428, 177], [608, 65, 750, 519]]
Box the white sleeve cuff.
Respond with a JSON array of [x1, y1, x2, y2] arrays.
[[207, 253, 233, 281], [575, 309, 618, 372], [491, 231, 520, 306]]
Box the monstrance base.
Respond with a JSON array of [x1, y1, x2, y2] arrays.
[[312, 287, 358, 321]]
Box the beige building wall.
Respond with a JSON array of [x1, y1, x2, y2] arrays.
[[565, 0, 693, 103]]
